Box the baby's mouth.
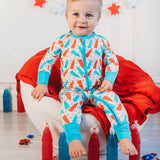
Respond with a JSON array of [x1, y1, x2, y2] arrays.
[[78, 26, 86, 29]]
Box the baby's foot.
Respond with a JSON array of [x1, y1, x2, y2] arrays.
[[69, 140, 86, 158], [119, 138, 138, 155]]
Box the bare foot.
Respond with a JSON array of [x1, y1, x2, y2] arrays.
[[68, 140, 86, 158], [119, 138, 138, 155]]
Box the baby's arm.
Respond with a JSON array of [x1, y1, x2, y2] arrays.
[[102, 39, 119, 88], [31, 38, 61, 101], [31, 84, 48, 102]]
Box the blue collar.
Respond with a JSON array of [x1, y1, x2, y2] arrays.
[[68, 31, 96, 39]]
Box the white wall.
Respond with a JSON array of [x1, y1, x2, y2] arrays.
[[0, 0, 160, 109], [0, 0, 160, 83], [0, 0, 68, 82], [136, 0, 160, 83]]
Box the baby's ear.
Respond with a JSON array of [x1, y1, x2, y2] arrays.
[[97, 15, 101, 22], [65, 12, 68, 20]]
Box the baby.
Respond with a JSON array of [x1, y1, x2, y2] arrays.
[[31, 0, 138, 158]]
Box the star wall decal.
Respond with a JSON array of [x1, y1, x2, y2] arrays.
[[108, 3, 120, 15], [34, 0, 46, 8], [32, 0, 140, 16]]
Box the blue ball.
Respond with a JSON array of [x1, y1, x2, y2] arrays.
[[27, 134, 34, 138]]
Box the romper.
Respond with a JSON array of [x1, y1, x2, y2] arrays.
[[37, 31, 131, 144]]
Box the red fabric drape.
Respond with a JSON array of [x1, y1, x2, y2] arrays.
[[15, 48, 160, 137]]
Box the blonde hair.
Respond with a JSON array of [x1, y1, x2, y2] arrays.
[[66, 0, 103, 16]]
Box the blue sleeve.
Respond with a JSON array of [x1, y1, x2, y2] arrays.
[[37, 40, 61, 85], [103, 40, 119, 85]]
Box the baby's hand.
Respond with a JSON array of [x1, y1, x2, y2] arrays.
[[31, 84, 48, 102], [98, 80, 113, 92]]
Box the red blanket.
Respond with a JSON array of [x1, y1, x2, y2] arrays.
[[16, 47, 160, 136]]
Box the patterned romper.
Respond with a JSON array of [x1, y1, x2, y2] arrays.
[[37, 31, 131, 144]]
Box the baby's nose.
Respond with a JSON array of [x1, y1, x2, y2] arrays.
[[78, 16, 86, 23]]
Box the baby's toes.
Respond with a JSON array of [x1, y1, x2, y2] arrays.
[[76, 150, 81, 157], [132, 147, 138, 155], [129, 147, 138, 155], [70, 151, 75, 158], [80, 149, 86, 156], [122, 148, 129, 155]]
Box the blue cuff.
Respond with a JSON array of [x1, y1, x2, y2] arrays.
[[37, 71, 50, 85], [104, 71, 118, 85], [114, 122, 131, 141], [63, 123, 82, 144]]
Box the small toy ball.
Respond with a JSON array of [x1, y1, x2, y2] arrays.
[[27, 134, 34, 138], [19, 139, 30, 145], [142, 153, 157, 160]]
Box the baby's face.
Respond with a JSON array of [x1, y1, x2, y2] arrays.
[[65, 0, 101, 36]]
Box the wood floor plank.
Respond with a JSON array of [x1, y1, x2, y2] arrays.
[[0, 111, 160, 160]]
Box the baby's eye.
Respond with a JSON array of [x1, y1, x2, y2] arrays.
[[73, 13, 79, 16], [86, 14, 93, 17]]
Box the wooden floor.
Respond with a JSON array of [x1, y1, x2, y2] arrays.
[[0, 111, 160, 160]]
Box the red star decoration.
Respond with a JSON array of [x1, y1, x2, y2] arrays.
[[108, 3, 120, 15], [34, 0, 46, 8]]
